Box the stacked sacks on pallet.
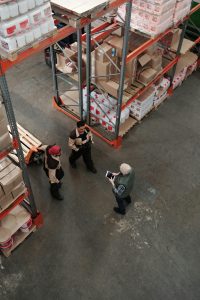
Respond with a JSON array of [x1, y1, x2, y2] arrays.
[[0, 205, 32, 251], [0, 103, 12, 152], [0, 157, 26, 212], [0, 0, 55, 53], [117, 0, 177, 36], [173, 0, 192, 23], [129, 86, 155, 121], [116, 0, 193, 36], [153, 77, 170, 107]]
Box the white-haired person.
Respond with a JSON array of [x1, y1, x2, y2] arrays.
[[108, 163, 135, 215]]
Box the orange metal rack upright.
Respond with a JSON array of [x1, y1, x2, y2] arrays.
[[51, 2, 200, 148]]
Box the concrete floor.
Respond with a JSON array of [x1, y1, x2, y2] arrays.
[[0, 53, 200, 300]]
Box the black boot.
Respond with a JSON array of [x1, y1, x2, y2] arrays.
[[113, 207, 126, 215], [125, 196, 132, 204], [50, 183, 64, 200], [87, 166, 97, 173]]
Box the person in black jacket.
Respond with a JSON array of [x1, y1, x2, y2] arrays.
[[39, 144, 64, 200], [68, 121, 97, 173]]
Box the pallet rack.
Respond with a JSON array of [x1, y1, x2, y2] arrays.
[[50, 0, 200, 148]]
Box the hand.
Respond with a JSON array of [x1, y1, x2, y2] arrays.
[[112, 172, 120, 176], [108, 177, 115, 186], [74, 148, 79, 152]]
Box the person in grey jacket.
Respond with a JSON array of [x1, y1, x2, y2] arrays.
[[108, 163, 135, 215]]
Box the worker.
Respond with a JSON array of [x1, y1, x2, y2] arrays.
[[68, 120, 97, 173], [107, 163, 135, 215], [39, 144, 64, 200]]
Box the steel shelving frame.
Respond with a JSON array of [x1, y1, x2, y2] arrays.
[[51, 1, 200, 148]]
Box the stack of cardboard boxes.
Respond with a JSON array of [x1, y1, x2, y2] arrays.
[[129, 87, 155, 121], [94, 41, 132, 98], [0, 102, 26, 213], [56, 47, 86, 82], [137, 46, 163, 85], [0, 157, 26, 212], [94, 36, 163, 96], [0, 103, 12, 152]]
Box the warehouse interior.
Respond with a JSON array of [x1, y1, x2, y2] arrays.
[[0, 53, 199, 300], [0, 0, 200, 299]]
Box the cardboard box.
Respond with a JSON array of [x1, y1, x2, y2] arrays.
[[96, 77, 129, 99], [70, 42, 78, 52], [151, 55, 162, 69], [56, 53, 86, 82], [0, 103, 6, 120], [95, 60, 111, 82], [63, 47, 77, 59], [11, 182, 26, 200], [0, 165, 23, 194], [106, 36, 124, 57], [175, 52, 198, 75], [138, 68, 157, 84], [110, 57, 120, 80], [125, 58, 137, 83], [0, 163, 16, 180], [138, 54, 151, 67], [0, 132, 12, 152], [145, 44, 157, 56], [0, 118, 8, 136], [0, 157, 12, 172], [0, 186, 4, 198], [0, 193, 14, 211], [95, 43, 113, 63], [171, 29, 181, 48]]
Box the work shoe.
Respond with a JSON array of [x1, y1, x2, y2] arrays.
[[87, 167, 97, 174], [113, 207, 126, 215], [54, 194, 64, 201], [125, 196, 132, 204]]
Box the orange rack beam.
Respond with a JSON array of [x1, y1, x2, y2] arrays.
[[126, 3, 200, 63], [122, 57, 179, 110]]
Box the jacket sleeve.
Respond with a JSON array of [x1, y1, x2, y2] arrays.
[[68, 137, 79, 151], [48, 169, 59, 184], [113, 185, 126, 197]]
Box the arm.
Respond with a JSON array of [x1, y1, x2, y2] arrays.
[[48, 169, 59, 184], [68, 137, 79, 151], [37, 145, 48, 152], [108, 178, 126, 197]]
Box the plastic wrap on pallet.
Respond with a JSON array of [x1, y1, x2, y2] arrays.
[[0, 0, 55, 53], [117, 0, 177, 36]]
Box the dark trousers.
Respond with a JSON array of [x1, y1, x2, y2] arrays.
[[50, 182, 61, 198], [115, 195, 131, 212], [69, 146, 94, 170]]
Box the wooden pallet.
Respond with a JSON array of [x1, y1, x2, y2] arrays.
[[1, 225, 36, 257], [0, 29, 57, 61], [52, 0, 109, 27], [60, 90, 80, 116], [119, 116, 138, 137], [7, 123, 42, 164]]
